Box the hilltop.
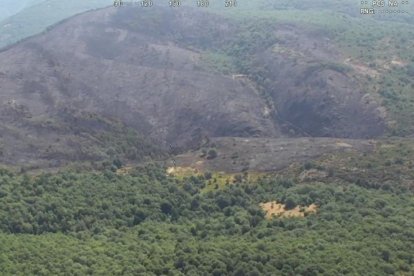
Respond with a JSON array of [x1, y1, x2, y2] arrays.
[[0, 5, 398, 170]]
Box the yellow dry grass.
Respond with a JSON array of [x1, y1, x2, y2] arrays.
[[260, 201, 317, 219], [116, 166, 133, 175], [166, 166, 200, 177], [335, 142, 353, 148]]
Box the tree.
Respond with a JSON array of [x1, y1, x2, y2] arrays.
[[160, 202, 173, 215], [234, 175, 243, 183], [204, 171, 212, 180], [191, 198, 200, 210], [112, 158, 123, 169], [285, 198, 296, 210], [207, 149, 218, 159], [133, 210, 147, 225]]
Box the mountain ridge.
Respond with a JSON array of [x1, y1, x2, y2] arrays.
[[0, 5, 391, 170]]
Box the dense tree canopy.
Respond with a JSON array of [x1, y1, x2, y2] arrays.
[[0, 165, 413, 275]]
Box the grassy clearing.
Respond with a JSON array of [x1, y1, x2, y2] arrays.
[[260, 201, 317, 219], [165, 165, 268, 193]]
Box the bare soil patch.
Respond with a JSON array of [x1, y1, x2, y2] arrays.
[[260, 201, 318, 219]]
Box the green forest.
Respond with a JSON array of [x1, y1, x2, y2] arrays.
[[0, 164, 413, 275]]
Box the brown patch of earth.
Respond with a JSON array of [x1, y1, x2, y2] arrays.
[[260, 201, 317, 219], [390, 59, 407, 67], [116, 166, 133, 175], [167, 166, 200, 177], [343, 58, 380, 78]]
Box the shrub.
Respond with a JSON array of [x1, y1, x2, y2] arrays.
[[207, 149, 218, 159], [285, 198, 297, 210]]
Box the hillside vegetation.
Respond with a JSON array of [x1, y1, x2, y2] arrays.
[[1, 140, 414, 275], [0, 162, 413, 275]]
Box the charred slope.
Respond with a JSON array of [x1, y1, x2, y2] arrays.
[[0, 6, 386, 168], [249, 26, 386, 138], [0, 7, 279, 167]]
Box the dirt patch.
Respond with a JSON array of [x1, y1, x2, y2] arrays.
[[344, 58, 380, 78], [381, 59, 408, 71], [116, 166, 133, 175], [260, 201, 317, 219], [167, 166, 200, 177], [335, 141, 353, 148], [390, 59, 407, 67], [299, 169, 328, 182]]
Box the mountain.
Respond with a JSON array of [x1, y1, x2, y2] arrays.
[[0, 3, 413, 276], [0, 5, 392, 169], [0, 7, 277, 168]]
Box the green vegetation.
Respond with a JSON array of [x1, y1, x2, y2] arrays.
[[199, 52, 237, 75], [12, 112, 166, 172], [0, 162, 413, 275], [206, 149, 218, 160]]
